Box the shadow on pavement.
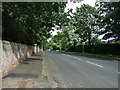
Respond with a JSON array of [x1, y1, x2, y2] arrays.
[[21, 53, 43, 65], [21, 58, 43, 64], [27, 57, 42, 61], [3, 53, 43, 79], [3, 73, 39, 79]]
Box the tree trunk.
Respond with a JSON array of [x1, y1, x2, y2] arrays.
[[88, 31, 91, 46]]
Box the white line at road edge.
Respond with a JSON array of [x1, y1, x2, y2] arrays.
[[86, 61, 104, 68], [73, 57, 82, 60], [63, 54, 82, 60]]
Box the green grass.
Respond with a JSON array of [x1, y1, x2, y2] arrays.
[[58, 51, 120, 61]]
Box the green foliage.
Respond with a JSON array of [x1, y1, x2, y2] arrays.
[[72, 4, 101, 45], [48, 24, 81, 51], [62, 51, 120, 60], [96, 2, 120, 42], [47, 4, 103, 51], [46, 2, 120, 54], [91, 44, 120, 55], [2, 2, 66, 45], [68, 45, 84, 52]]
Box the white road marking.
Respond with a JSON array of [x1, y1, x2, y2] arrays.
[[63, 54, 83, 61], [70, 82, 73, 87], [118, 72, 120, 74], [86, 61, 104, 68], [73, 57, 82, 60]]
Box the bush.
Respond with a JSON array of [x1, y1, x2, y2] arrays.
[[91, 44, 120, 55], [67, 44, 120, 55], [68, 45, 83, 52], [84, 45, 93, 53]]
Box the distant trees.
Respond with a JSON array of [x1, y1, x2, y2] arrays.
[[72, 4, 101, 46], [48, 25, 80, 51], [2, 2, 66, 45], [47, 2, 120, 55], [47, 4, 102, 51]]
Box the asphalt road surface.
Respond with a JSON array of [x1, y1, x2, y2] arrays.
[[43, 51, 118, 88], [2, 51, 118, 88]]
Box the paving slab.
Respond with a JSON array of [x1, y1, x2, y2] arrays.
[[2, 52, 50, 88]]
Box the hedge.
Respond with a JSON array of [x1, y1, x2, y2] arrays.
[[91, 44, 120, 55], [68, 45, 83, 52], [68, 44, 120, 55]]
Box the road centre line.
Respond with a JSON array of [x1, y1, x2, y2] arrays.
[[86, 61, 104, 68]]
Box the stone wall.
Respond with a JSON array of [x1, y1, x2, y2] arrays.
[[0, 40, 2, 89], [1, 40, 36, 77]]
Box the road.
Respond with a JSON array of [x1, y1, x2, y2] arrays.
[[2, 51, 118, 88], [43, 51, 118, 88]]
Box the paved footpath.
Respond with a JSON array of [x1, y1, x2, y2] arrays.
[[2, 52, 57, 88]]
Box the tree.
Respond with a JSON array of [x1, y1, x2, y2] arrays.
[[2, 2, 66, 45], [96, 2, 120, 42], [72, 4, 101, 46], [47, 24, 81, 51], [47, 4, 102, 51]]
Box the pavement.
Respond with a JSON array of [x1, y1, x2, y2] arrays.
[[2, 51, 119, 88], [2, 52, 50, 88]]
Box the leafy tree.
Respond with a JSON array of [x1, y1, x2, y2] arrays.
[[2, 2, 66, 45], [47, 4, 102, 51], [96, 2, 120, 42], [72, 4, 101, 46], [47, 24, 81, 51]]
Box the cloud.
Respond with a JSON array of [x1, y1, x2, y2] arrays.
[[65, 0, 96, 12]]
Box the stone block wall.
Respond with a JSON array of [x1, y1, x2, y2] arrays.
[[1, 40, 35, 77], [0, 40, 2, 89]]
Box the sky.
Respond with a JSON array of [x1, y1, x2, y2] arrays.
[[51, 0, 97, 36], [65, 0, 96, 12]]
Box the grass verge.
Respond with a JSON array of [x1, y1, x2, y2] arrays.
[[58, 51, 120, 61]]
